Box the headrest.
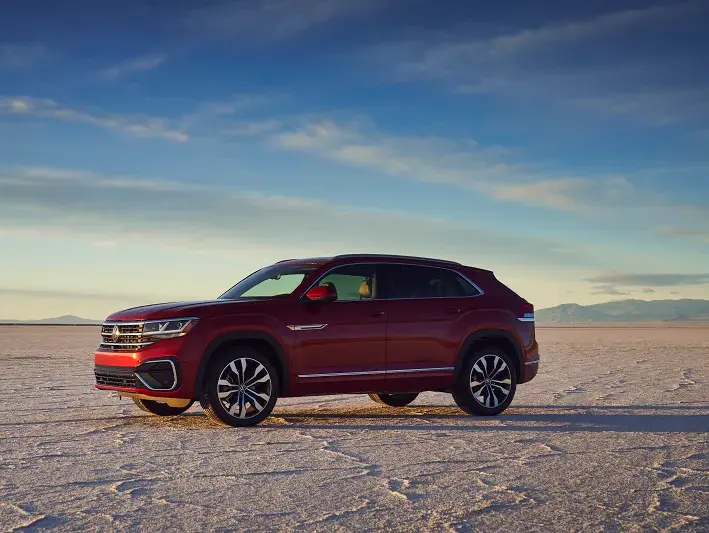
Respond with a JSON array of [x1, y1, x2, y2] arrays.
[[358, 278, 372, 299]]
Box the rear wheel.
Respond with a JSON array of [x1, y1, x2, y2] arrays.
[[201, 347, 278, 427], [369, 392, 419, 407], [453, 348, 517, 416], [133, 398, 194, 416]]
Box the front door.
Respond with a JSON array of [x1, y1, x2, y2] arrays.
[[290, 263, 387, 395]]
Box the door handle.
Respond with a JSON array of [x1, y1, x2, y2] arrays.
[[371, 311, 386, 317], [446, 308, 462, 314]]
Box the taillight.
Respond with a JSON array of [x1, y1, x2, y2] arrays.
[[519, 301, 535, 322]]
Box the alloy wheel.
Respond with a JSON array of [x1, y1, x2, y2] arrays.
[[217, 357, 273, 420], [469, 354, 512, 408]]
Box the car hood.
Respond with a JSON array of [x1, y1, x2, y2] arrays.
[[105, 299, 259, 322]]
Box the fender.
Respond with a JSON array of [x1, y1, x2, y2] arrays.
[[453, 328, 525, 381], [193, 330, 290, 398]]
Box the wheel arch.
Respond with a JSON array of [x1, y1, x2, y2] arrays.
[[454, 329, 524, 382], [193, 331, 289, 399]]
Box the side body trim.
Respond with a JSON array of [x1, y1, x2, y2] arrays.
[[287, 324, 328, 331], [298, 366, 454, 378]]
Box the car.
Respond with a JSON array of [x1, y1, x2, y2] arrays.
[[94, 254, 539, 427]]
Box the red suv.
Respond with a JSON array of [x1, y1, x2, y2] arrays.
[[94, 254, 539, 427]]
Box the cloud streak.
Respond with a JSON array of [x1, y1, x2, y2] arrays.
[[0, 43, 45, 69], [187, 0, 389, 41], [0, 166, 590, 270], [365, 1, 709, 125], [99, 53, 166, 80], [268, 119, 640, 215], [0, 287, 158, 303], [587, 273, 709, 288], [0, 97, 188, 142]]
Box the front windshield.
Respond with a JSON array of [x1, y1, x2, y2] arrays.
[[218, 264, 319, 299]]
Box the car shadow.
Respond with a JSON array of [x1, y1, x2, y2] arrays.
[[131, 404, 709, 433], [265, 404, 709, 433]]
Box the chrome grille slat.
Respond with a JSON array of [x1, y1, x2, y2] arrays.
[[99, 321, 152, 352]]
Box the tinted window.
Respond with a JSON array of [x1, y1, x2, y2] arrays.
[[316, 264, 377, 301], [380, 264, 479, 299]]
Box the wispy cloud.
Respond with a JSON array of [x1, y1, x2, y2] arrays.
[[477, 2, 699, 57], [364, 1, 709, 125], [589, 284, 629, 297], [0, 287, 157, 303], [587, 271, 709, 297], [268, 118, 637, 214], [0, 97, 188, 142], [98, 53, 166, 81], [587, 273, 709, 288], [0, 166, 589, 270], [0, 43, 45, 69], [566, 90, 709, 126], [656, 227, 709, 244], [187, 0, 388, 41]]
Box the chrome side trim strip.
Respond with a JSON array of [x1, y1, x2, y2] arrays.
[[298, 366, 455, 378], [134, 358, 179, 391], [298, 370, 387, 378], [287, 324, 328, 331], [525, 359, 540, 366], [387, 366, 455, 374]]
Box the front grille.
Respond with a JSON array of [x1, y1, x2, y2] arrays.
[[94, 366, 137, 388], [99, 322, 152, 351]]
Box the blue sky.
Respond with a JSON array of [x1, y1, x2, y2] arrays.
[[1, 0, 708, 319]]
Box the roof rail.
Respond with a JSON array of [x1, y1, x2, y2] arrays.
[[333, 253, 461, 266]]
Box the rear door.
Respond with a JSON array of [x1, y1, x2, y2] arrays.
[[290, 263, 387, 395], [378, 264, 484, 391]]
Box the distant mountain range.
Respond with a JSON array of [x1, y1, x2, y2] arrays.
[[0, 314, 101, 325], [536, 299, 709, 324], [2, 299, 709, 325]]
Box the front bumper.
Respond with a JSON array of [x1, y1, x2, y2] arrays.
[[94, 334, 197, 399], [94, 357, 180, 391]]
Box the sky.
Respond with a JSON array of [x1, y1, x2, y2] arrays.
[[1, 0, 708, 320]]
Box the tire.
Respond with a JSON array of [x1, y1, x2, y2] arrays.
[[133, 398, 194, 416], [452, 347, 517, 416], [200, 347, 279, 427], [369, 392, 419, 407]]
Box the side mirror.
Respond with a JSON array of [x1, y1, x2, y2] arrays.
[[305, 285, 337, 302]]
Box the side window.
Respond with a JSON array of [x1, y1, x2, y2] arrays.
[[316, 264, 377, 301], [381, 265, 480, 299]]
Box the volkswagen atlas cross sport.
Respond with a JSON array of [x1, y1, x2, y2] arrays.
[[94, 254, 539, 427]]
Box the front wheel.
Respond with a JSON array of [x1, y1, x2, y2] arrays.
[[452, 348, 517, 416], [133, 398, 194, 416], [201, 347, 278, 427], [369, 392, 419, 407]]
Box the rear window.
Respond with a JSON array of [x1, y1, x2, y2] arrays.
[[379, 264, 481, 299]]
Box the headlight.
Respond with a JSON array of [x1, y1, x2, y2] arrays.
[[142, 318, 198, 340]]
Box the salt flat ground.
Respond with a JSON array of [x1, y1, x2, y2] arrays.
[[1, 326, 708, 532]]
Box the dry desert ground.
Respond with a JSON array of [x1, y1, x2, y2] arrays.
[[1, 325, 708, 532]]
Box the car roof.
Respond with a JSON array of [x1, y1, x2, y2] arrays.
[[277, 254, 462, 267]]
